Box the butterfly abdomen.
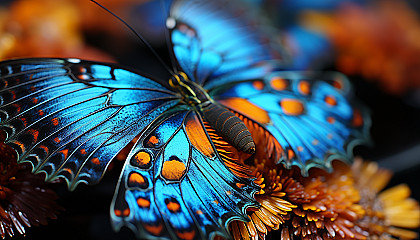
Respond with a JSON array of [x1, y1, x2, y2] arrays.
[[202, 103, 255, 154]]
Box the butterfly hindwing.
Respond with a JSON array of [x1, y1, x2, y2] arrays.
[[0, 58, 180, 190], [214, 71, 370, 173], [111, 110, 259, 240]]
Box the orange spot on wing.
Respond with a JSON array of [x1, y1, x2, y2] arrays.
[[123, 208, 130, 216], [352, 109, 364, 127], [77, 74, 89, 80], [161, 160, 186, 181], [59, 149, 69, 159], [213, 200, 219, 205], [185, 114, 214, 158], [226, 190, 231, 195], [196, 210, 203, 215], [128, 172, 146, 185], [297, 146, 304, 152], [14, 141, 25, 152], [114, 208, 130, 217], [133, 151, 151, 168], [219, 98, 270, 124], [176, 230, 196, 240], [63, 168, 72, 174], [27, 129, 39, 142], [114, 209, 122, 216], [38, 109, 44, 116], [236, 183, 245, 188], [54, 137, 61, 143], [288, 149, 295, 159], [327, 116, 335, 124], [137, 198, 150, 208], [298, 81, 311, 95], [252, 80, 265, 90], [325, 96, 337, 106], [32, 98, 38, 104], [52, 118, 59, 126], [270, 77, 288, 91], [80, 149, 87, 155], [144, 224, 163, 235], [280, 99, 305, 115], [148, 136, 159, 145], [166, 201, 181, 212], [78, 66, 87, 73], [12, 104, 21, 113], [10, 90, 16, 100], [19, 117, 27, 127], [39, 145, 49, 154], [312, 139, 319, 146], [333, 79, 343, 89], [91, 157, 100, 165]]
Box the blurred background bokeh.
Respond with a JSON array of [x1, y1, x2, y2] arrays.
[[0, 0, 419, 239]]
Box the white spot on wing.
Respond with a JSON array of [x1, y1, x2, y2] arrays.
[[166, 17, 176, 29], [67, 58, 81, 63]]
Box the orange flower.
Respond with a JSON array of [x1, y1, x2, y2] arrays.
[[351, 159, 420, 239], [223, 158, 419, 240]]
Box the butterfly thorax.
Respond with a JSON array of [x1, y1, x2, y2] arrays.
[[169, 72, 256, 154], [169, 72, 212, 108]]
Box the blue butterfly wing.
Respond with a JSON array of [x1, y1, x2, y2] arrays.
[[168, 0, 288, 88], [0, 57, 261, 238], [213, 71, 370, 174], [111, 110, 259, 239], [0, 58, 180, 190]]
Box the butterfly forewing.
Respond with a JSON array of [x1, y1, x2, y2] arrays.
[[0, 58, 180, 189]]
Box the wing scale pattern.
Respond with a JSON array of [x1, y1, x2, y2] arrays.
[[0, 58, 180, 190]]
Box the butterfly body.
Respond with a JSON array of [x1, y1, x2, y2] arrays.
[[170, 71, 255, 154]]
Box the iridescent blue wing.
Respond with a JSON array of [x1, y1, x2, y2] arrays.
[[212, 71, 370, 174], [111, 109, 259, 239], [168, 0, 288, 88], [0, 58, 180, 190]]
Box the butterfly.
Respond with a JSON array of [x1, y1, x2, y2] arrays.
[[0, 0, 369, 239]]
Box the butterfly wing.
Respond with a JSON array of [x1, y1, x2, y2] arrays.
[[168, 0, 288, 87], [111, 109, 259, 239], [0, 58, 180, 190], [212, 71, 370, 174]]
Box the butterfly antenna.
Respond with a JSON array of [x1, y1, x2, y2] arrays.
[[160, 0, 178, 73], [90, 0, 175, 75]]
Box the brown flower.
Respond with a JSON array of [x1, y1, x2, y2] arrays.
[[0, 131, 63, 238]]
